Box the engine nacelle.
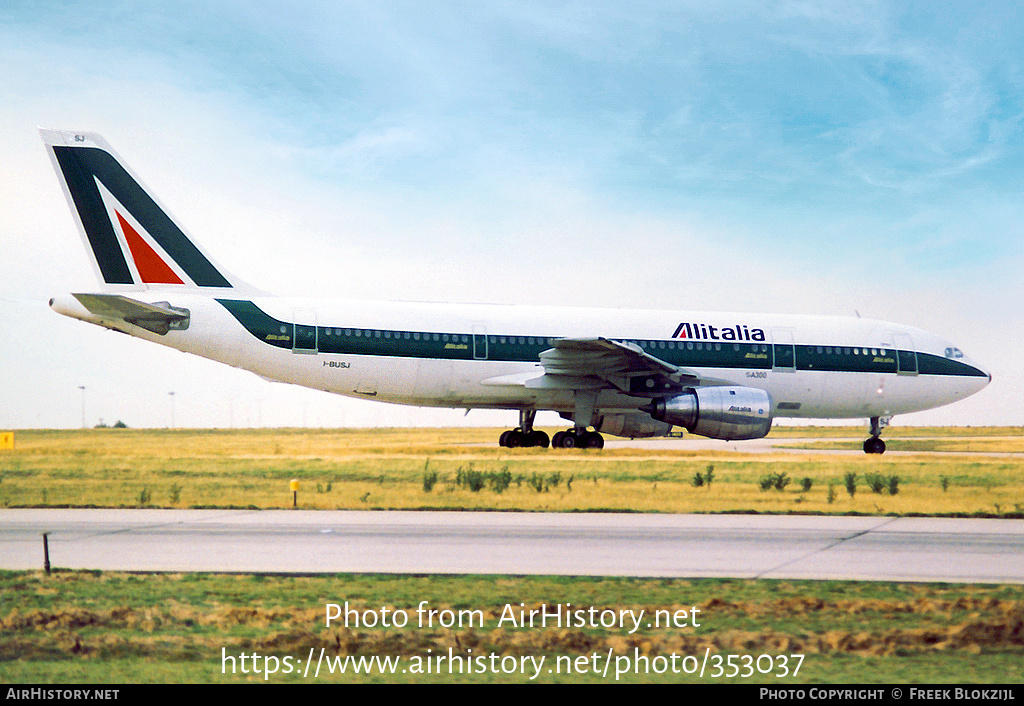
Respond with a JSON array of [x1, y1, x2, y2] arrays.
[[646, 386, 773, 441], [598, 413, 673, 439]]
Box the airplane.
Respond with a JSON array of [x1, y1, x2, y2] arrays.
[[40, 129, 991, 453]]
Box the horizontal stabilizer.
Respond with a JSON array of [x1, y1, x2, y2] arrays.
[[71, 293, 189, 335]]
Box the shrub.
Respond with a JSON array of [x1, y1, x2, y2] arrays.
[[844, 472, 858, 498], [422, 471, 438, 492], [887, 475, 900, 495], [465, 470, 486, 492], [489, 468, 512, 494], [759, 472, 790, 491]]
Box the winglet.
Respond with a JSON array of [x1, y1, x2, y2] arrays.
[[40, 128, 260, 294]]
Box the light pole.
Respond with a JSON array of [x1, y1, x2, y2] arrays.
[[168, 391, 175, 429], [78, 386, 86, 429]]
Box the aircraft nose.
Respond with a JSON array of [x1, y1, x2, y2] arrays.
[[974, 359, 992, 384], [970, 360, 992, 393]]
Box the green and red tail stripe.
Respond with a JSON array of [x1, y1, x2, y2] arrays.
[[41, 129, 246, 291]]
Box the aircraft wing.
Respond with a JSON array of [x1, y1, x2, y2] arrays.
[[71, 293, 189, 335], [522, 337, 701, 395]]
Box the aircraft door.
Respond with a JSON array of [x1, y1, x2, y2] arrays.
[[771, 329, 795, 372], [473, 325, 488, 360], [893, 332, 918, 375], [292, 308, 317, 354]]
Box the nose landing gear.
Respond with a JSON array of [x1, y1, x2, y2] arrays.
[[863, 416, 889, 454]]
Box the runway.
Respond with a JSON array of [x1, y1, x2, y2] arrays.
[[2, 509, 1022, 583]]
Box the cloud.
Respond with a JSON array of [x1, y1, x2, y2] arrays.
[[1, 1, 1021, 428]]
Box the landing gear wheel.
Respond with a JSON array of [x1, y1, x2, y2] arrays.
[[499, 431, 512, 447], [581, 431, 604, 449], [552, 429, 602, 449], [863, 437, 886, 455], [530, 431, 550, 448]]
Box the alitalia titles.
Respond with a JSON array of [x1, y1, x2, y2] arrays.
[[673, 322, 766, 342]]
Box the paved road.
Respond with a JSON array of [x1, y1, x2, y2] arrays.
[[2, 509, 1022, 583]]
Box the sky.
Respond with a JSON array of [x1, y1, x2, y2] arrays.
[[1, 0, 1021, 430]]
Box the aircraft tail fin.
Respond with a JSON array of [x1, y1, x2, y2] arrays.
[[40, 129, 258, 294]]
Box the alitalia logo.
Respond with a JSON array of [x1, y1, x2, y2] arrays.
[[672, 322, 766, 342]]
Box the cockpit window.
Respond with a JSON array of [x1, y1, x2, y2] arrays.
[[945, 347, 964, 359]]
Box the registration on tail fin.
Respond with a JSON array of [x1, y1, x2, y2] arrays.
[[40, 129, 252, 293]]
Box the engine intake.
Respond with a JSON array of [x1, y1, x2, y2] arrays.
[[646, 386, 773, 441]]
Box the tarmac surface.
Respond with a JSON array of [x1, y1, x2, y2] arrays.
[[3, 509, 1022, 583]]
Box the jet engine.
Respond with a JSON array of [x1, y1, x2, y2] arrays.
[[597, 413, 673, 439], [645, 386, 773, 441]]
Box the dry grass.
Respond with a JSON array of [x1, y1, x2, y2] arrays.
[[1, 427, 1022, 516], [3, 571, 1022, 683]]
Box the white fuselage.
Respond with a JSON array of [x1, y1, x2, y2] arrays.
[[51, 292, 991, 425]]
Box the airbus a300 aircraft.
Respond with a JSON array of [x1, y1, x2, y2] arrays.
[[41, 129, 991, 453]]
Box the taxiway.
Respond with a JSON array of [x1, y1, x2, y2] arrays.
[[2, 509, 1021, 583]]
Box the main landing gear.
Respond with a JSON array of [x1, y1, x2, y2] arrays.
[[498, 409, 550, 448], [497, 409, 605, 449], [550, 389, 604, 448], [499, 428, 549, 448], [551, 428, 604, 449], [863, 416, 888, 455]]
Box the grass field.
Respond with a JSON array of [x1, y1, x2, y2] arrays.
[[2, 426, 1022, 684], [1, 426, 1022, 516], [2, 570, 1022, 683]]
